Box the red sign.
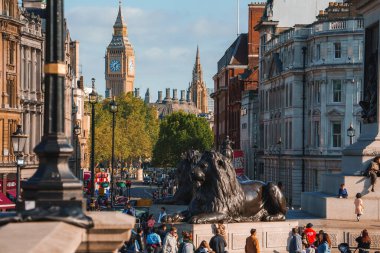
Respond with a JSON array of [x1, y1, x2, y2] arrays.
[[0, 180, 17, 190], [233, 150, 245, 176]]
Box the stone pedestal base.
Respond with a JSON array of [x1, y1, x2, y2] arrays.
[[0, 211, 135, 253], [136, 168, 143, 181], [302, 191, 380, 220], [173, 221, 298, 253], [302, 173, 380, 221]]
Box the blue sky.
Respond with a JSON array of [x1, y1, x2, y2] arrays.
[[65, 0, 249, 100]]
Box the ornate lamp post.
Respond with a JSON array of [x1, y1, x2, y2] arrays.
[[11, 125, 28, 202], [89, 78, 98, 199], [109, 97, 118, 208], [73, 122, 81, 179], [21, 0, 86, 214], [347, 124, 355, 145]]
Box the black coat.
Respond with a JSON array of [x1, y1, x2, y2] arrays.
[[209, 234, 227, 253]]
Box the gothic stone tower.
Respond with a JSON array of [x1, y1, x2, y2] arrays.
[[105, 3, 135, 97], [189, 46, 208, 113]]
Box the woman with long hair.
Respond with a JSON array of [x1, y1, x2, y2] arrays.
[[195, 240, 214, 253], [317, 233, 331, 253], [355, 229, 371, 253]]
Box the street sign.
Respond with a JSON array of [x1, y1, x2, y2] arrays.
[[233, 150, 245, 176]]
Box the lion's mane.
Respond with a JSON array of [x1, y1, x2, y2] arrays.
[[191, 151, 245, 217]]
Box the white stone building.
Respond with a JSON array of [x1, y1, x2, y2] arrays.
[[255, 2, 364, 206]]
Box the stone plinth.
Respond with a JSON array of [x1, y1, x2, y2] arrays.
[[77, 212, 135, 253], [172, 221, 298, 253], [301, 191, 380, 220], [0, 222, 84, 253], [136, 168, 143, 181], [0, 211, 135, 253]]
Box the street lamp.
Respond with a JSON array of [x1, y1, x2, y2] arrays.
[[73, 122, 81, 179], [347, 123, 355, 145], [89, 78, 98, 200], [109, 97, 118, 208], [11, 125, 28, 202]]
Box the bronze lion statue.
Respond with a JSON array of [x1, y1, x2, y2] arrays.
[[165, 151, 287, 224], [155, 150, 200, 205]]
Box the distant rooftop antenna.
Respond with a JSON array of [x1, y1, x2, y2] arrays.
[[237, 0, 240, 36]]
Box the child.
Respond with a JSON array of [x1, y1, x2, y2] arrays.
[[354, 193, 364, 221]]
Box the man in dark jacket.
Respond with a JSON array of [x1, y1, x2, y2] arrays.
[[209, 228, 227, 253], [136, 228, 145, 252]]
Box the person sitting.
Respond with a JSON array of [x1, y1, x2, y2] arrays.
[[338, 184, 348, 198]]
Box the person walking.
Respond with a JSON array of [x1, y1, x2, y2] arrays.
[[289, 228, 302, 253], [209, 228, 227, 253], [354, 193, 364, 221], [245, 228, 260, 253], [135, 228, 145, 253], [179, 231, 195, 253], [158, 207, 167, 224], [355, 229, 371, 253], [146, 228, 162, 253], [163, 227, 179, 253], [158, 224, 168, 242], [147, 214, 156, 232], [317, 233, 331, 253]]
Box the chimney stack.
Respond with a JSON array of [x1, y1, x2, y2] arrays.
[[157, 91, 163, 103], [187, 89, 192, 104], [172, 89, 179, 103], [144, 88, 150, 104], [180, 90, 186, 104], [134, 88, 140, 98], [164, 88, 172, 103]]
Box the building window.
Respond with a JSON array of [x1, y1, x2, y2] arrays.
[[9, 41, 15, 65], [334, 42, 341, 59], [332, 122, 342, 147], [242, 123, 247, 129], [332, 80, 342, 102], [314, 81, 320, 104], [314, 121, 320, 147], [316, 44, 321, 60], [357, 79, 363, 103]]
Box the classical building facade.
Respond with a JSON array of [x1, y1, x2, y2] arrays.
[[188, 47, 208, 114], [255, 0, 363, 206], [0, 0, 22, 195], [105, 4, 135, 97], [19, 7, 44, 178]]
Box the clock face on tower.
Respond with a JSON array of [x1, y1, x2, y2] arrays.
[[110, 59, 121, 72], [128, 59, 134, 73]]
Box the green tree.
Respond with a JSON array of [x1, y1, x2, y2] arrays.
[[152, 112, 213, 167], [89, 93, 159, 164]]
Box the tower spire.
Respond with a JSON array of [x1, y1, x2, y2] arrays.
[[113, 0, 127, 36]]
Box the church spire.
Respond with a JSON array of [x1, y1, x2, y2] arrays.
[[192, 45, 203, 83]]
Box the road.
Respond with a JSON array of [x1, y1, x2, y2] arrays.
[[129, 180, 158, 199]]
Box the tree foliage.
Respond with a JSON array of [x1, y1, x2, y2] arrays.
[[89, 93, 159, 164], [152, 112, 214, 167]]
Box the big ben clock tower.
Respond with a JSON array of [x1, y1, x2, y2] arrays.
[[105, 2, 135, 97]]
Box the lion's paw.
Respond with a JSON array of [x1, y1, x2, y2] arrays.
[[189, 216, 206, 224]]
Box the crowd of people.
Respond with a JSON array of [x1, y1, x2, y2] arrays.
[[290, 223, 374, 253], [119, 215, 376, 253]]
